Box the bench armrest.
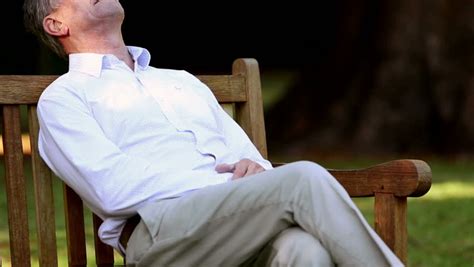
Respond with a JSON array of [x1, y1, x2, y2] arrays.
[[272, 159, 432, 198]]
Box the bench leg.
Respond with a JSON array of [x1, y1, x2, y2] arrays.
[[374, 193, 407, 264]]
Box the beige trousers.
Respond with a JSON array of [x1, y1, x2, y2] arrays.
[[125, 161, 403, 267]]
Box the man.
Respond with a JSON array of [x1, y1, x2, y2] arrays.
[[24, 0, 403, 266]]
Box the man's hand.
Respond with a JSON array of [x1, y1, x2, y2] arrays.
[[215, 159, 265, 180]]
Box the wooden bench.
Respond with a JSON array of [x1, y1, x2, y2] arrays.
[[0, 58, 432, 266]]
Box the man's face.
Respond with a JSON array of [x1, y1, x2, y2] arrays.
[[52, 0, 124, 34]]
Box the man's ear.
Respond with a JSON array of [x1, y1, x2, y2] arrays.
[[43, 15, 68, 37]]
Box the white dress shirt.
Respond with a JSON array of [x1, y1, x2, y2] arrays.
[[37, 46, 272, 251]]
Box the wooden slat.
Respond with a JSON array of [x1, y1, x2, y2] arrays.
[[28, 105, 58, 267], [0, 76, 57, 104], [232, 59, 268, 158], [63, 184, 87, 267], [0, 75, 246, 104], [1, 105, 31, 267], [374, 193, 407, 264], [328, 159, 432, 197], [92, 214, 115, 266], [197, 75, 247, 102]]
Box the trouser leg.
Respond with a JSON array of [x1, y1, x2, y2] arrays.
[[126, 161, 403, 267], [243, 227, 334, 267]]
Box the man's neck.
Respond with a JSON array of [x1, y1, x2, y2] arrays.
[[62, 32, 134, 70]]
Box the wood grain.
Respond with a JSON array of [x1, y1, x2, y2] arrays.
[[232, 59, 268, 158], [28, 105, 59, 267], [2, 105, 31, 266], [0, 75, 246, 104], [375, 193, 407, 263], [63, 185, 87, 267], [93, 214, 115, 266], [329, 159, 432, 197]]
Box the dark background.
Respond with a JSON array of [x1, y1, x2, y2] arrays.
[[2, 0, 473, 160]]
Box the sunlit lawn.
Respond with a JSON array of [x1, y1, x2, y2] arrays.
[[1, 157, 473, 266]]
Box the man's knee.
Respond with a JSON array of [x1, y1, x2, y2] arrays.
[[283, 161, 336, 188], [268, 227, 334, 266]]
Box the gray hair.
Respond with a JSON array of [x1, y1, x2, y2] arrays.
[[23, 0, 66, 58]]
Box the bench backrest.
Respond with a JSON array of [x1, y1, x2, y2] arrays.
[[0, 58, 266, 266]]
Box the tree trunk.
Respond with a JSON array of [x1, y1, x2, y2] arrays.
[[266, 0, 474, 157]]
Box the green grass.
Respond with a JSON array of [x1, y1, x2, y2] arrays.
[[1, 157, 473, 266]]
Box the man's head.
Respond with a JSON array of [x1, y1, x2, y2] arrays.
[[24, 0, 125, 57], [24, 0, 65, 57]]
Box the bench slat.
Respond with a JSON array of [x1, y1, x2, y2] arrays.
[[28, 105, 59, 267], [0, 76, 57, 104], [63, 184, 87, 266], [2, 105, 31, 266], [93, 214, 115, 266], [0, 75, 247, 104], [198, 75, 247, 102]]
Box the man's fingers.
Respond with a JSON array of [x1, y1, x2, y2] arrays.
[[246, 163, 264, 177], [218, 159, 266, 180], [232, 161, 265, 180], [231, 163, 247, 179], [215, 163, 235, 173]]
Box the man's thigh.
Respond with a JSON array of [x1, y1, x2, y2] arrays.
[[126, 162, 326, 266]]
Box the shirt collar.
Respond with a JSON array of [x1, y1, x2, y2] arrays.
[[127, 46, 151, 68], [68, 46, 152, 77]]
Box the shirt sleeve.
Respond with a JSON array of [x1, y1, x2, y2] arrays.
[[37, 84, 228, 218], [184, 71, 273, 170]]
